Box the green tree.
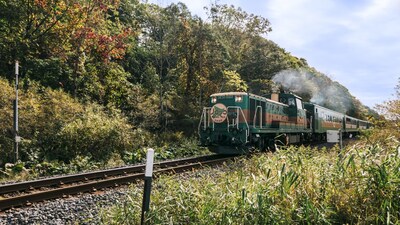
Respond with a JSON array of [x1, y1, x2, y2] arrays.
[[0, 78, 15, 165], [0, 0, 72, 78], [376, 78, 400, 130], [206, 3, 272, 69], [221, 70, 247, 92]]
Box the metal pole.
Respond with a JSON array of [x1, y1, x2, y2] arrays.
[[141, 148, 154, 225], [338, 129, 343, 160], [14, 61, 20, 163], [339, 129, 343, 151]]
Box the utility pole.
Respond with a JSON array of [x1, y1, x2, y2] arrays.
[[14, 61, 20, 163]]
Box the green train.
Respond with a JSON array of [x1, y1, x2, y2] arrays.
[[198, 92, 371, 154]]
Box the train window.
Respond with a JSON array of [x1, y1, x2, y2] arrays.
[[296, 98, 303, 109], [288, 98, 295, 106]]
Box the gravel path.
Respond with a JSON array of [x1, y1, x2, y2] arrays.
[[0, 187, 132, 225]]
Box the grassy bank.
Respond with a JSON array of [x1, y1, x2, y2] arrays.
[[102, 133, 400, 224]]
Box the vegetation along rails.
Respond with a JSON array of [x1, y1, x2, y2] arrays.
[[0, 154, 234, 211]]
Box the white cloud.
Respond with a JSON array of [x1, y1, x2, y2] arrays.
[[265, 0, 344, 50], [263, 0, 400, 107], [356, 0, 399, 19], [342, 1, 400, 58]]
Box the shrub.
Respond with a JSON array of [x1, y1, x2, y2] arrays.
[[0, 78, 14, 165], [0, 77, 136, 166], [53, 104, 134, 162]]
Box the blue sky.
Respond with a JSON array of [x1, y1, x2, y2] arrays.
[[148, 0, 399, 108]]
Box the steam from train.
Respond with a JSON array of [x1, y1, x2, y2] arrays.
[[272, 68, 353, 114]]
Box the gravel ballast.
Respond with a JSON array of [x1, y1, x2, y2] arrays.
[[0, 188, 131, 225]]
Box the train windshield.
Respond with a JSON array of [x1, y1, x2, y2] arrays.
[[288, 98, 295, 106], [296, 98, 303, 109]]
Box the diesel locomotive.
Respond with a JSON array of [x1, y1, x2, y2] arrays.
[[198, 92, 371, 154]]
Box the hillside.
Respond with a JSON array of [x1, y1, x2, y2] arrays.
[[0, 1, 373, 166]]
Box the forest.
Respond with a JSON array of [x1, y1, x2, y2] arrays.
[[0, 0, 374, 167]]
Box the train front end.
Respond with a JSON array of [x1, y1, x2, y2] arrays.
[[198, 92, 250, 154]]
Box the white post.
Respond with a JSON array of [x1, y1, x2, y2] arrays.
[[144, 149, 155, 177], [141, 148, 155, 225], [14, 61, 20, 162]]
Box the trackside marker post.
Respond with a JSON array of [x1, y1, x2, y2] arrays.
[[339, 129, 343, 151], [141, 148, 154, 225], [14, 61, 20, 163]]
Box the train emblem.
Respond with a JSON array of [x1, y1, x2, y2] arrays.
[[210, 103, 227, 123]]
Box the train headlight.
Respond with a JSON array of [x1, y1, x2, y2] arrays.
[[235, 96, 243, 102], [211, 97, 217, 103]]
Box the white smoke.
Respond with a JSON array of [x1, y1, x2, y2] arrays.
[[271, 69, 317, 95], [272, 68, 353, 113]]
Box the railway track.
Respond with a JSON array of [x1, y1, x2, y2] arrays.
[[0, 154, 235, 211]]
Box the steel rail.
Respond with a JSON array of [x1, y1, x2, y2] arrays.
[[0, 155, 234, 211], [0, 154, 224, 195]]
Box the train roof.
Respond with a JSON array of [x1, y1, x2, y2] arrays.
[[305, 102, 371, 122], [304, 102, 344, 116], [210, 92, 247, 97], [210, 92, 288, 107]]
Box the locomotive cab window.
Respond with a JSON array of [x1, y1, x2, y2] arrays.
[[296, 98, 303, 109], [235, 95, 243, 102], [288, 98, 295, 107]]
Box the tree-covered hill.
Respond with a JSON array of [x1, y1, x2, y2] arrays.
[[0, 0, 373, 165]]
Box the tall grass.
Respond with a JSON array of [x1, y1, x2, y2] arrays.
[[101, 135, 400, 224]]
